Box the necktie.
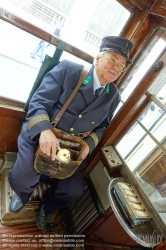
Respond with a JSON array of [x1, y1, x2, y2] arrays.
[[94, 87, 104, 100]]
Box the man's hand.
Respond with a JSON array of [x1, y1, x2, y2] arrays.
[[80, 141, 90, 160], [39, 130, 59, 161]]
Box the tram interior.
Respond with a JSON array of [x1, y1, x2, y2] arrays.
[[0, 0, 166, 250]]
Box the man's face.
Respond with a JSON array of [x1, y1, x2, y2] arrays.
[[95, 51, 127, 85]]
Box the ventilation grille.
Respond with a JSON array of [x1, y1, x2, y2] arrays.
[[67, 180, 101, 234]]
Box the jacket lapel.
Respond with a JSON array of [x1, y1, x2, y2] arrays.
[[79, 67, 116, 113], [82, 83, 118, 113], [82, 89, 109, 113], [79, 66, 94, 105]]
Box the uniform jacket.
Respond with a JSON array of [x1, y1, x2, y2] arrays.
[[21, 60, 120, 153]]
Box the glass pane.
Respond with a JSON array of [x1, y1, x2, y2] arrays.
[[116, 38, 166, 165], [1, 0, 130, 57], [120, 29, 166, 103], [140, 104, 166, 144], [116, 124, 148, 168], [140, 98, 166, 128], [42, 0, 76, 15], [0, 20, 91, 102], [117, 102, 165, 170], [117, 124, 166, 225], [116, 45, 166, 226], [137, 71, 166, 144], [134, 148, 166, 224]]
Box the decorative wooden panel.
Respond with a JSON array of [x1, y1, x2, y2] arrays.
[[150, 0, 166, 17], [0, 106, 26, 158], [130, 0, 150, 10]]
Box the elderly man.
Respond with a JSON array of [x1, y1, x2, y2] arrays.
[[8, 36, 133, 229]]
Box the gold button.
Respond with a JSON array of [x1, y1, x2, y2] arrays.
[[79, 114, 82, 118], [70, 128, 74, 131], [91, 121, 95, 124]]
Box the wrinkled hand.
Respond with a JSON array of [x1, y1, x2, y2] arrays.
[[39, 130, 59, 161], [80, 141, 90, 160]]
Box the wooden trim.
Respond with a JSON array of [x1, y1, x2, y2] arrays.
[[130, 0, 150, 11], [0, 96, 24, 109], [120, 11, 144, 39], [117, 0, 139, 13], [0, 106, 26, 120], [150, 0, 166, 18], [129, 13, 158, 60], [0, 97, 26, 120]]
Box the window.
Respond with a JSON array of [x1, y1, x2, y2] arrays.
[[0, 20, 91, 102], [116, 28, 166, 225], [0, 0, 130, 102], [114, 28, 166, 114]]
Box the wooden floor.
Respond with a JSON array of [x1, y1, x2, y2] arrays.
[[0, 222, 46, 250], [0, 211, 67, 250]]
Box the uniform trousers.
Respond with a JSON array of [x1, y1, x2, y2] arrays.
[[8, 135, 87, 215]]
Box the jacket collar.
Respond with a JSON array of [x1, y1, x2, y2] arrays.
[[80, 66, 94, 105], [80, 66, 110, 105]]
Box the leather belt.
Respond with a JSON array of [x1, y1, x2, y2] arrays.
[[51, 122, 92, 139]]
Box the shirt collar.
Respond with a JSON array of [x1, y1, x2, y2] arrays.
[[93, 68, 105, 93]]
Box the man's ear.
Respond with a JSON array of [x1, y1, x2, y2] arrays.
[[95, 55, 100, 64], [96, 54, 100, 60]]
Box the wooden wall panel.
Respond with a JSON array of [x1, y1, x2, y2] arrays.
[[85, 213, 140, 247], [129, 13, 158, 60], [85, 244, 131, 250], [117, 0, 139, 12], [150, 0, 166, 17], [0, 107, 26, 158], [120, 11, 146, 40], [130, 0, 150, 10], [155, 240, 166, 250], [84, 207, 113, 239]]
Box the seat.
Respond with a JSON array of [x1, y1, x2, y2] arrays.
[[0, 152, 58, 226]]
